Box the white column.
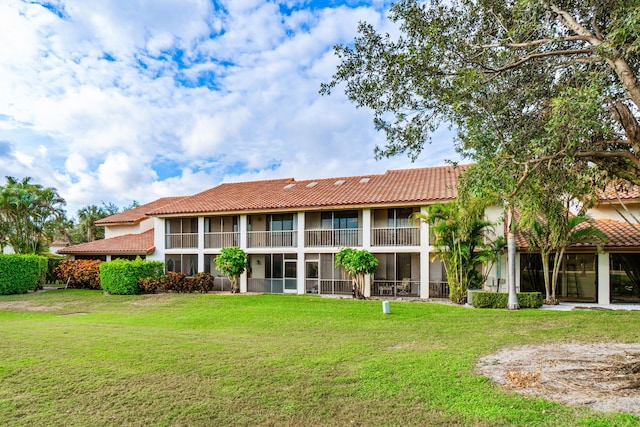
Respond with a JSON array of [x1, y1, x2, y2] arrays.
[[598, 252, 610, 305], [239, 214, 248, 293], [362, 208, 372, 296], [419, 206, 430, 299], [239, 271, 248, 293], [362, 208, 371, 249], [148, 217, 165, 262], [364, 274, 371, 298], [297, 212, 306, 294], [239, 215, 248, 250], [197, 217, 205, 273]]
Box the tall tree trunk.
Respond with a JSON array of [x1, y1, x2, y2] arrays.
[[551, 249, 565, 303], [230, 276, 239, 293], [506, 206, 519, 310], [541, 251, 551, 302]]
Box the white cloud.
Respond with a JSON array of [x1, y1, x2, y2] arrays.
[[0, 0, 457, 218]]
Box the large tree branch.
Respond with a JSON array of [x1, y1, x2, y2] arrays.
[[610, 101, 640, 152], [548, 4, 603, 45], [526, 149, 640, 168], [548, 3, 640, 109], [485, 48, 592, 74], [478, 35, 587, 49], [607, 56, 640, 110]]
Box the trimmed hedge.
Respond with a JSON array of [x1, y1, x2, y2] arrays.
[[471, 291, 543, 309], [55, 259, 102, 290], [0, 254, 47, 295], [100, 258, 164, 295]]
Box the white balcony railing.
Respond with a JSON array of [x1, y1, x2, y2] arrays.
[[305, 229, 362, 247], [372, 280, 420, 297], [371, 227, 420, 246], [247, 230, 297, 248], [204, 232, 240, 248], [319, 279, 352, 295], [165, 233, 198, 249]]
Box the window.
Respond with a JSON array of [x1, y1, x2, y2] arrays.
[[269, 214, 294, 231], [165, 218, 198, 234], [610, 253, 640, 303], [388, 208, 415, 228], [165, 254, 198, 276], [321, 211, 358, 229], [204, 216, 238, 233]]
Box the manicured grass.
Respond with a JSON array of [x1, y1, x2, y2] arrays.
[[0, 291, 639, 426]]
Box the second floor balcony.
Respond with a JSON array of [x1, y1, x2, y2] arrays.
[[371, 226, 420, 246], [205, 231, 240, 249], [166, 233, 198, 249], [248, 230, 297, 248], [305, 228, 362, 247]]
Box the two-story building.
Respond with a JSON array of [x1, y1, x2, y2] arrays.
[[59, 165, 640, 305], [61, 166, 463, 298]]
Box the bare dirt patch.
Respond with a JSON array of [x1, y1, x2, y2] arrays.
[[0, 301, 62, 312], [476, 342, 640, 417], [130, 295, 173, 306]]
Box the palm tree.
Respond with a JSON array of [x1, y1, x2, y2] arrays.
[[0, 176, 66, 253], [412, 200, 500, 304], [76, 205, 108, 242]]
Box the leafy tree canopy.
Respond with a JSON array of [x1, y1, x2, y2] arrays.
[[215, 246, 248, 294], [322, 0, 640, 188], [335, 247, 379, 299]]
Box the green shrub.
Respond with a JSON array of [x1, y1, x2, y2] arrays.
[[472, 292, 543, 309], [55, 259, 102, 289], [517, 292, 544, 308], [0, 254, 47, 295], [100, 258, 164, 295]]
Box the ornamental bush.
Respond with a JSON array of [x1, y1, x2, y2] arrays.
[[159, 272, 187, 292], [100, 258, 164, 295], [472, 292, 543, 309], [55, 259, 102, 289], [0, 254, 47, 295], [192, 272, 215, 293]]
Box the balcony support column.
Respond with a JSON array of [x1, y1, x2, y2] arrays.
[[297, 212, 305, 294], [362, 209, 371, 250], [420, 206, 430, 299], [239, 215, 248, 293], [198, 217, 205, 273]]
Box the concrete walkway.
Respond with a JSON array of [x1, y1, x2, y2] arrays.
[[540, 302, 640, 311]]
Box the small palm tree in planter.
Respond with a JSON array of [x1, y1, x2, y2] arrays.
[[215, 246, 248, 293]]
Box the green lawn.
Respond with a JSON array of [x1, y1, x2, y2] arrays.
[[0, 291, 638, 426]]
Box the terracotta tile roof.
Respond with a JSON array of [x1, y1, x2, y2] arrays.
[[96, 197, 185, 225], [57, 229, 155, 255], [149, 165, 468, 216], [595, 219, 640, 249], [599, 182, 640, 202], [516, 219, 640, 250]]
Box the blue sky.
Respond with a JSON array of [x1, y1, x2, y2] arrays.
[[0, 0, 456, 216]]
